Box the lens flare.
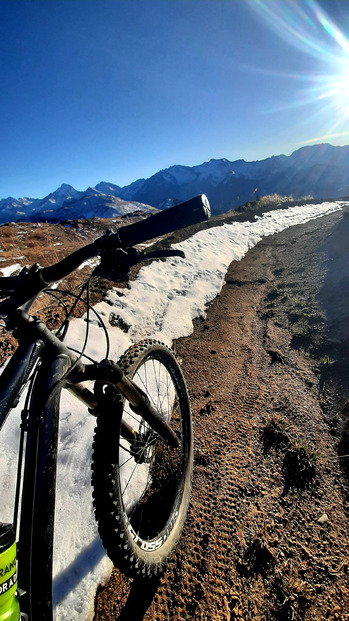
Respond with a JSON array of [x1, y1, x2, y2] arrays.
[[245, 0, 349, 144]]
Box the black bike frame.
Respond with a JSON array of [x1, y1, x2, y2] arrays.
[[0, 339, 42, 432], [0, 319, 78, 618], [19, 350, 72, 619], [0, 313, 179, 619], [0, 194, 211, 619]]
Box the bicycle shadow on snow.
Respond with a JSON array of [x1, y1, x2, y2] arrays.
[[53, 536, 106, 607]]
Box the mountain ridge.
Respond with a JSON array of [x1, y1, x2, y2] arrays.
[[1, 143, 349, 223]]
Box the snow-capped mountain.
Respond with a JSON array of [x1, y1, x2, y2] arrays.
[[94, 181, 122, 196], [113, 144, 349, 213], [1, 143, 349, 224], [0, 184, 157, 224]]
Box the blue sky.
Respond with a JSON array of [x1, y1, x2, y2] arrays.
[[1, 0, 349, 199]]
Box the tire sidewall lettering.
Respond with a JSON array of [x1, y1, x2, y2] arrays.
[[128, 509, 179, 551]]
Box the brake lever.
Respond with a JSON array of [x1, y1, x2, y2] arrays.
[[93, 247, 185, 283], [0, 265, 43, 318]]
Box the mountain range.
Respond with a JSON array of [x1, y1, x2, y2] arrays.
[[1, 143, 349, 224]]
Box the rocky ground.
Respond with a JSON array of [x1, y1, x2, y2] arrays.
[[1, 205, 349, 620]]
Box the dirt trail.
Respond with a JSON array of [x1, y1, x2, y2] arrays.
[[95, 208, 349, 620], [1, 208, 349, 620]]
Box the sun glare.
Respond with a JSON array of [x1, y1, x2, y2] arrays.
[[246, 0, 349, 144]]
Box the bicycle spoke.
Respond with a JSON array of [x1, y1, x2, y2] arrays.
[[92, 340, 192, 578]]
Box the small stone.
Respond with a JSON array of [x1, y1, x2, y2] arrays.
[[318, 513, 329, 524], [109, 312, 130, 332]]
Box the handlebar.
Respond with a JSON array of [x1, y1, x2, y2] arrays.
[[115, 194, 210, 247], [0, 195, 211, 311], [41, 194, 210, 285]]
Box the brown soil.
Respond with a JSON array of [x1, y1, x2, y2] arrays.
[[94, 208, 349, 621], [0, 217, 137, 363], [1, 206, 349, 620]]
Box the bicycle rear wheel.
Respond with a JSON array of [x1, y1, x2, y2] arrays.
[[91, 339, 193, 578]]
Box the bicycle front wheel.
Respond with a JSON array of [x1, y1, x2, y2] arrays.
[[91, 339, 193, 578]]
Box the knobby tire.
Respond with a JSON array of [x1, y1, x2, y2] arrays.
[[91, 339, 193, 578]]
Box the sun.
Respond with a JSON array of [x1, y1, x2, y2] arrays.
[[312, 63, 349, 130], [246, 0, 349, 143], [336, 68, 349, 104]]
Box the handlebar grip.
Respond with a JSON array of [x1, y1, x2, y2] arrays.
[[116, 194, 211, 247], [0, 276, 18, 293]]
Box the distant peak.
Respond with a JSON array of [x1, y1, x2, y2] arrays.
[[207, 157, 230, 163], [290, 143, 334, 156], [58, 183, 75, 191]]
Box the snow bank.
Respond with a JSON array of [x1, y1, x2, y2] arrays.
[[0, 263, 21, 277]]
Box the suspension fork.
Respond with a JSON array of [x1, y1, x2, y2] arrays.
[[66, 381, 136, 444], [18, 352, 72, 620], [65, 359, 179, 448]]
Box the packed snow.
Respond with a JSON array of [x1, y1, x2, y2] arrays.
[[0, 201, 344, 620], [0, 263, 22, 277]]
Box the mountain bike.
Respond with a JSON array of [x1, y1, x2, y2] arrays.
[[0, 195, 211, 620]]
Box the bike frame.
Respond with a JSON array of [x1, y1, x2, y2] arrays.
[[0, 196, 211, 618], [0, 314, 80, 618], [0, 310, 179, 619]]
